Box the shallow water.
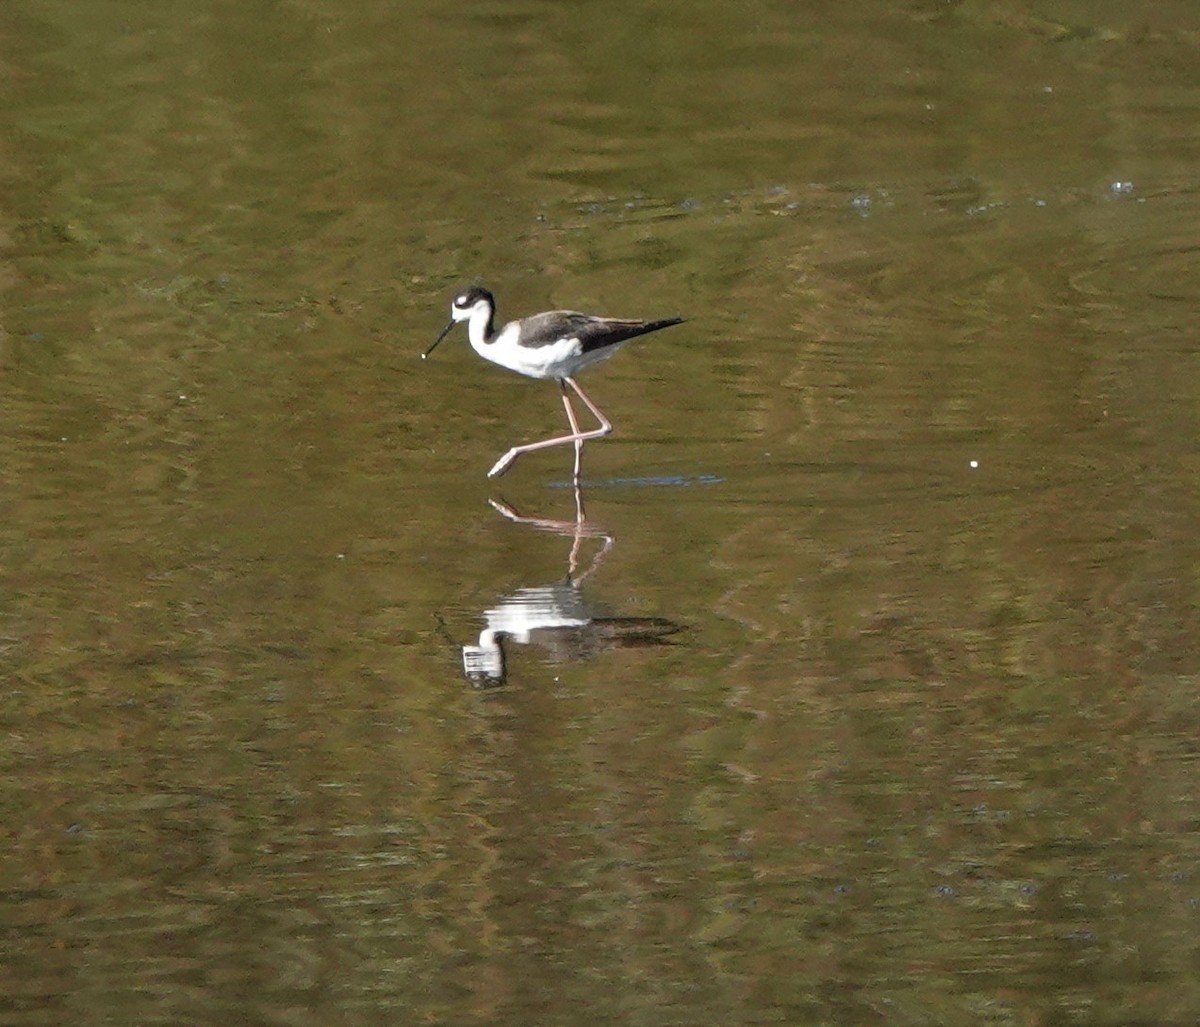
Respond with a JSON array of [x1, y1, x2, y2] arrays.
[[2, 1, 1200, 1024]]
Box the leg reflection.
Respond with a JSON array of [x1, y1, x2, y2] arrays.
[[488, 480, 612, 582]]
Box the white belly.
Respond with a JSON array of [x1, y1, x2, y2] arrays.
[[473, 324, 620, 380]]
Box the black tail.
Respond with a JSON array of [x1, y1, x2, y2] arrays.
[[641, 316, 686, 335], [579, 315, 685, 353]]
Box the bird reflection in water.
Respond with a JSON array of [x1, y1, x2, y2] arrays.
[[460, 486, 681, 688]]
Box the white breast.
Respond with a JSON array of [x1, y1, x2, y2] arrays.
[[471, 322, 590, 380]]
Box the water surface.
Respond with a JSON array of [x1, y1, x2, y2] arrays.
[[2, 1, 1199, 1024]]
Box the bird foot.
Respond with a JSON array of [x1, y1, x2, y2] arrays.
[[487, 450, 519, 478]]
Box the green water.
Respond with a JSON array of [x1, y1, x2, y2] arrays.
[[2, 1, 1199, 1023]]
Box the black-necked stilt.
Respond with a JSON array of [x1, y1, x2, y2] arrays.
[[423, 286, 684, 480]]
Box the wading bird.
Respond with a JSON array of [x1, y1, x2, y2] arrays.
[[424, 287, 684, 480]]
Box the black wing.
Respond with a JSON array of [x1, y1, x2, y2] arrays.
[[517, 311, 684, 353]]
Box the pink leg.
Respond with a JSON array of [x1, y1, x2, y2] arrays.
[[559, 385, 585, 481], [487, 376, 612, 479]]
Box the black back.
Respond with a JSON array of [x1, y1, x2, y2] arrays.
[[515, 311, 685, 352]]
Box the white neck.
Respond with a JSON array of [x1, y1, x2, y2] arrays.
[[466, 306, 495, 354]]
